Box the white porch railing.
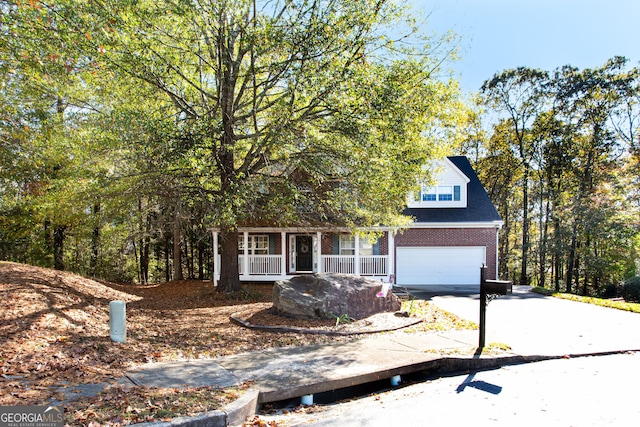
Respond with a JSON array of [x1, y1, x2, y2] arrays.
[[360, 255, 389, 276], [322, 255, 388, 276], [238, 255, 283, 275], [322, 255, 356, 274], [218, 254, 388, 277]]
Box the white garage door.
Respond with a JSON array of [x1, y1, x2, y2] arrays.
[[396, 246, 486, 286]]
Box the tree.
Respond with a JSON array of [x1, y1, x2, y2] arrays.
[[21, 0, 459, 291], [552, 58, 638, 293], [468, 58, 640, 294], [481, 67, 550, 285]]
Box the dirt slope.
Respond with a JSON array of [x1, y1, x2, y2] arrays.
[[1, 262, 347, 405], [0, 261, 471, 410]]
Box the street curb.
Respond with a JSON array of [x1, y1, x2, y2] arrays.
[[431, 349, 640, 375], [255, 349, 640, 403], [131, 388, 259, 427], [226, 388, 260, 426], [128, 349, 640, 426]]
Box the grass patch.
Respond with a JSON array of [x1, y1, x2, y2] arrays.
[[401, 299, 478, 332], [483, 342, 512, 354], [531, 287, 640, 314]]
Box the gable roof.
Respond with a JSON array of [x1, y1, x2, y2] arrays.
[[403, 156, 502, 223]]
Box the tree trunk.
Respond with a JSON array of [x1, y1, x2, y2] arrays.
[[164, 232, 171, 282], [53, 225, 66, 270], [217, 227, 241, 292], [553, 213, 561, 292], [519, 165, 530, 286], [141, 233, 150, 284], [215, 34, 242, 292], [554, 217, 561, 293], [173, 209, 183, 281], [44, 219, 53, 267], [90, 202, 100, 277], [137, 200, 150, 284], [188, 229, 195, 279], [566, 224, 577, 294], [198, 237, 205, 280], [538, 194, 550, 289]]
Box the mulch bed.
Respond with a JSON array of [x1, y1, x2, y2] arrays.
[[231, 306, 423, 335]]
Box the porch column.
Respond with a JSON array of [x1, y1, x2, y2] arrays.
[[213, 230, 219, 287], [316, 231, 322, 273], [243, 231, 250, 277], [388, 231, 395, 285], [281, 232, 287, 276], [354, 233, 360, 276]]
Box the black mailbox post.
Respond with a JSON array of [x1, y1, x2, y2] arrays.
[[479, 265, 512, 348]]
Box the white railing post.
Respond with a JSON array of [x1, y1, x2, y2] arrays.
[[243, 232, 249, 278], [354, 234, 360, 276], [388, 231, 395, 284], [213, 231, 219, 287], [316, 231, 322, 273], [281, 232, 287, 277]]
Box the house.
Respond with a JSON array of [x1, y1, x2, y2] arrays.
[[211, 156, 503, 288]]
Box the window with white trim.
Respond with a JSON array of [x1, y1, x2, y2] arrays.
[[339, 235, 355, 255], [238, 235, 269, 255], [418, 185, 461, 202], [359, 238, 374, 256], [339, 235, 375, 255]]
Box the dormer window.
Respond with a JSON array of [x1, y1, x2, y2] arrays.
[[421, 187, 437, 201], [408, 158, 469, 209], [438, 185, 461, 201], [418, 185, 461, 202]]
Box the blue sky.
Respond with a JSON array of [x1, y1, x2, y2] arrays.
[[409, 0, 640, 94]]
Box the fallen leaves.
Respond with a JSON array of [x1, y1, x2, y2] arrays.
[[66, 383, 251, 426], [0, 261, 471, 425], [243, 415, 280, 426], [0, 261, 355, 409]]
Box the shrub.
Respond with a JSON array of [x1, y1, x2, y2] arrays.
[[599, 283, 621, 299], [622, 276, 640, 303]]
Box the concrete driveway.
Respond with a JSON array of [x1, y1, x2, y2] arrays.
[[409, 285, 640, 355]]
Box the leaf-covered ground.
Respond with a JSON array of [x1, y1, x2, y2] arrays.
[[0, 261, 473, 425]]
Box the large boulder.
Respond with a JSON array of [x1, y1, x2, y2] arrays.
[[272, 273, 401, 320]]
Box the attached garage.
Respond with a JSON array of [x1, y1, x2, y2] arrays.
[[395, 246, 486, 286]]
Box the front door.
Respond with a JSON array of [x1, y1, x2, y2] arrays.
[[295, 235, 313, 272]]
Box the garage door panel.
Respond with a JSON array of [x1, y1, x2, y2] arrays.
[[396, 247, 485, 286]]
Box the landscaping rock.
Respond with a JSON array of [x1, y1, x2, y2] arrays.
[[272, 273, 401, 320]]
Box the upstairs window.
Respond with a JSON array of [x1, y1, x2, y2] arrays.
[[419, 185, 461, 202], [421, 187, 437, 201], [438, 186, 453, 201]]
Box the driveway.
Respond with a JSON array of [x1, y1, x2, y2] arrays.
[[409, 286, 640, 355]]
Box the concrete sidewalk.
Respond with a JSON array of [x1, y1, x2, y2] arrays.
[[67, 286, 640, 426], [125, 330, 480, 404], [119, 329, 489, 426]]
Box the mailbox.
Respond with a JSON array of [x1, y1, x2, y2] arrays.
[[482, 280, 512, 296], [478, 266, 513, 348]]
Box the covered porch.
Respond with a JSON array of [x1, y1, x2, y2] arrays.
[[212, 227, 394, 285]]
